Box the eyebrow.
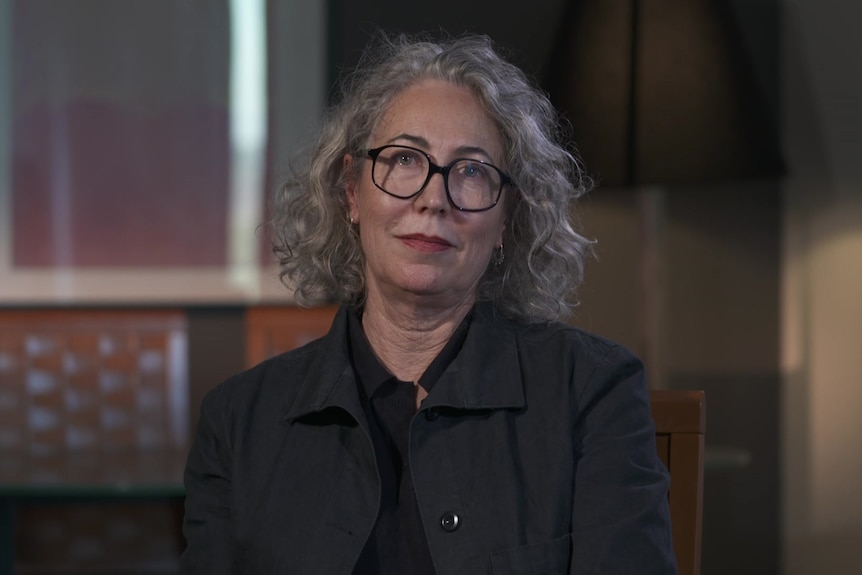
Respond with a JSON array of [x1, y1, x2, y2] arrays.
[[385, 133, 497, 163]]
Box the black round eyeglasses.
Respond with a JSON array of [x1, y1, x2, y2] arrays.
[[367, 145, 511, 212]]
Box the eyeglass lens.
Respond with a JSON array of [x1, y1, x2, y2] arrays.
[[371, 146, 502, 211]]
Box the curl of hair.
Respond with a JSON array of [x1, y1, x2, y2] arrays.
[[272, 33, 594, 323]]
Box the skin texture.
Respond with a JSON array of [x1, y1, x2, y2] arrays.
[[344, 79, 507, 388]]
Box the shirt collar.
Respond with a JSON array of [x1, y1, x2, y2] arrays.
[[346, 306, 473, 399], [285, 302, 526, 422]]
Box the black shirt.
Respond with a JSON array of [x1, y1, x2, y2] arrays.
[[348, 307, 472, 575]]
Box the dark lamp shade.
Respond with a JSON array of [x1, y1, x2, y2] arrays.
[[545, 0, 785, 187]]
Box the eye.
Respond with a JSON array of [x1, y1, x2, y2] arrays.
[[459, 161, 489, 180], [396, 150, 421, 167]]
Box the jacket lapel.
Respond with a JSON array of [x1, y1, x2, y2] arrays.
[[423, 301, 526, 412], [282, 306, 368, 427], [283, 302, 526, 419]]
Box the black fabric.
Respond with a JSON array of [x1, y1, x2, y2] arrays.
[[181, 302, 677, 575], [348, 308, 471, 575]]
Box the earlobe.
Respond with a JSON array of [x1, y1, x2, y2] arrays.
[[345, 189, 359, 224]]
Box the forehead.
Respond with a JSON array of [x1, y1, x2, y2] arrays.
[[372, 79, 504, 160]]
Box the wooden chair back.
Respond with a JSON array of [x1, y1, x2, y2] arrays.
[[650, 389, 706, 575]]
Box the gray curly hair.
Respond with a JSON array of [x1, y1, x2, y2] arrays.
[[272, 33, 594, 323]]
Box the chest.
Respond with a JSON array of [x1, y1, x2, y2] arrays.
[[229, 402, 576, 574]]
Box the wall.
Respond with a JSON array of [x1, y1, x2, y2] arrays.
[[574, 3, 784, 572], [580, 2, 862, 572], [578, 184, 782, 575], [781, 1, 862, 573]]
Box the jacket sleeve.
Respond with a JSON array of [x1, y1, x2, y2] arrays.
[[569, 344, 677, 574], [180, 387, 234, 574]]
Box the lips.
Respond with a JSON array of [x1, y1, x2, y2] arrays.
[[397, 233, 454, 253]]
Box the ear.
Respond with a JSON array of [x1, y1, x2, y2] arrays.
[[343, 154, 359, 223]]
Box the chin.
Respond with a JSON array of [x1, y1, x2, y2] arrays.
[[398, 275, 481, 305], [398, 280, 446, 297], [394, 269, 451, 297]]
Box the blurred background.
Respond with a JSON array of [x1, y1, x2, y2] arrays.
[[0, 0, 860, 573]]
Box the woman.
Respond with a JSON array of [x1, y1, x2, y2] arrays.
[[182, 34, 676, 574]]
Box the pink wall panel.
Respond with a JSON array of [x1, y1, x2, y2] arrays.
[[10, 0, 231, 268], [12, 102, 229, 267]]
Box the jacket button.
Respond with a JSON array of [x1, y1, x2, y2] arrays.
[[440, 512, 460, 532], [425, 408, 439, 421]]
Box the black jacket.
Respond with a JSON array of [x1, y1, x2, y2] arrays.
[[181, 303, 676, 574]]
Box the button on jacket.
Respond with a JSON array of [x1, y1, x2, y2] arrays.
[[181, 302, 676, 574]]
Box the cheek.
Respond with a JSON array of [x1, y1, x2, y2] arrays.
[[487, 215, 506, 247], [470, 223, 504, 258]]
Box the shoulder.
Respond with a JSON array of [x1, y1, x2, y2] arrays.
[[475, 303, 645, 405], [200, 305, 351, 420], [198, 336, 327, 427], [480, 302, 640, 371]]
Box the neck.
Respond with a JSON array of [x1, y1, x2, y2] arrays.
[[360, 288, 474, 383]]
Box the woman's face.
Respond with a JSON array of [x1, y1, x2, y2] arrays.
[[345, 79, 507, 309]]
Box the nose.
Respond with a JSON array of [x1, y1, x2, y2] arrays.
[[414, 169, 450, 213]]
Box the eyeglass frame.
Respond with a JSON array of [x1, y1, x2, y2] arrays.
[[366, 144, 512, 212]]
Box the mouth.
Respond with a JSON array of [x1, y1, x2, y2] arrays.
[[397, 233, 454, 253]]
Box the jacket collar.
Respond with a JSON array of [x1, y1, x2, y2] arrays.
[[284, 302, 525, 422], [422, 301, 525, 411], [283, 306, 364, 423]]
